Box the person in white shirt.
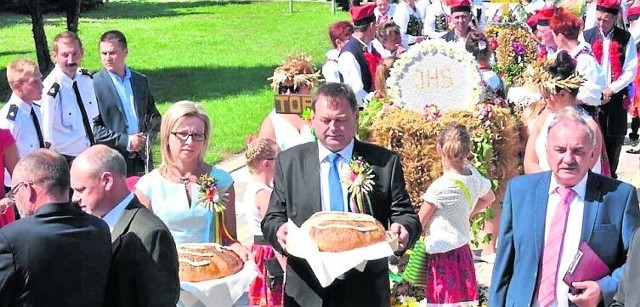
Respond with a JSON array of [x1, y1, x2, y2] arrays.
[[626, 6, 640, 148], [322, 21, 355, 83], [371, 21, 406, 58], [394, 0, 426, 48], [423, 0, 450, 39], [581, 0, 638, 178], [0, 58, 45, 188], [38, 31, 99, 165], [550, 8, 607, 107], [338, 3, 379, 106], [441, 0, 473, 45], [374, 0, 396, 25]]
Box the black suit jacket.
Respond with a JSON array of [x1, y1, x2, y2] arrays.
[[93, 68, 161, 175], [0, 202, 112, 306], [104, 197, 180, 307], [261, 140, 421, 307]]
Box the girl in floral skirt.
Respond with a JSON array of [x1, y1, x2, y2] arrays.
[[243, 137, 284, 306], [418, 124, 495, 306]]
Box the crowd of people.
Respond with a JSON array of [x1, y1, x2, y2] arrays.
[[4, 0, 640, 306]]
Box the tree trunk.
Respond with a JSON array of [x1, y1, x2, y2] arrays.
[[29, 0, 53, 74], [66, 0, 81, 33]]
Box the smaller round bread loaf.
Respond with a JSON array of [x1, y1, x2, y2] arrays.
[[178, 243, 243, 282], [301, 212, 386, 252]]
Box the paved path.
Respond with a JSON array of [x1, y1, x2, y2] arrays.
[[219, 134, 640, 305]]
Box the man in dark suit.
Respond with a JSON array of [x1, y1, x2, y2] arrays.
[[70, 144, 180, 307], [490, 108, 640, 307], [612, 228, 640, 306], [93, 30, 161, 176], [0, 149, 112, 306], [261, 83, 421, 307]]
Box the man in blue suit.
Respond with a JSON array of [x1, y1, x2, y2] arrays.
[[490, 107, 640, 307]]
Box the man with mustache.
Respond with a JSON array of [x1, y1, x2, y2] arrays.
[[490, 107, 640, 307], [39, 31, 99, 166]]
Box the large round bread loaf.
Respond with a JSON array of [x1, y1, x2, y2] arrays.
[[301, 212, 386, 252], [178, 243, 243, 282]]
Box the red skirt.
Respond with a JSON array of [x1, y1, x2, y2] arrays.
[[424, 244, 478, 306], [249, 243, 283, 306]]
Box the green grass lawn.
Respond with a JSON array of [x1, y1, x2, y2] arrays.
[[0, 0, 348, 163]]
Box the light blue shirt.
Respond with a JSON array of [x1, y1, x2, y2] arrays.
[[317, 139, 354, 212], [102, 192, 135, 232], [107, 67, 138, 136]]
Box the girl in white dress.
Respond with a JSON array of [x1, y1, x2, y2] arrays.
[[244, 138, 284, 306], [134, 101, 250, 259]]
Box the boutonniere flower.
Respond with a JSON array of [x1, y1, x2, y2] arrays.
[[196, 174, 225, 213], [342, 156, 375, 214], [196, 174, 236, 244]]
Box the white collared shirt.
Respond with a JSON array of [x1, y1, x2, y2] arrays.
[[559, 42, 606, 106], [338, 37, 371, 105], [317, 139, 354, 212], [580, 28, 638, 93], [534, 174, 588, 307], [38, 65, 99, 156], [393, 1, 423, 47], [102, 192, 134, 232], [0, 94, 43, 186]]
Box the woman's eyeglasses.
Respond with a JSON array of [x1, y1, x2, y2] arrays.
[[171, 131, 206, 142]]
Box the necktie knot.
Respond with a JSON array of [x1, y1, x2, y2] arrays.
[[328, 153, 340, 164], [556, 187, 576, 206]]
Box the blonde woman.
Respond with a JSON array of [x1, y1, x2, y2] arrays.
[[134, 100, 249, 259]]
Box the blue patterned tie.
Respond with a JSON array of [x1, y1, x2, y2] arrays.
[[328, 153, 344, 212]]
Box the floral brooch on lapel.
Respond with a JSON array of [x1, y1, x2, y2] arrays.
[[196, 174, 225, 213], [342, 156, 375, 214], [196, 173, 236, 244]]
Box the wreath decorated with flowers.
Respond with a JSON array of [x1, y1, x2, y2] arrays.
[[386, 40, 484, 112], [484, 23, 538, 88]]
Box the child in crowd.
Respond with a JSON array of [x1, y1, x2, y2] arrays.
[[418, 124, 495, 305], [244, 137, 284, 306], [374, 57, 397, 99], [465, 30, 505, 101]]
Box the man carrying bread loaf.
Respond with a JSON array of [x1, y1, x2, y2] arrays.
[[262, 82, 421, 307]]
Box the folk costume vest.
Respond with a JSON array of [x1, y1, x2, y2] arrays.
[[583, 26, 631, 136], [340, 37, 375, 92]]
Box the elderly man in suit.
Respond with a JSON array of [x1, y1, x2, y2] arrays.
[[0, 149, 112, 306], [70, 144, 180, 307], [261, 82, 421, 307], [490, 107, 640, 307], [93, 30, 161, 176]]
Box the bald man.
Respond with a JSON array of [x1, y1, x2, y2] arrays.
[[0, 149, 111, 306], [71, 145, 179, 307]]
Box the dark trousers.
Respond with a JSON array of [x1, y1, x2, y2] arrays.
[[605, 136, 625, 177], [630, 117, 640, 141]]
